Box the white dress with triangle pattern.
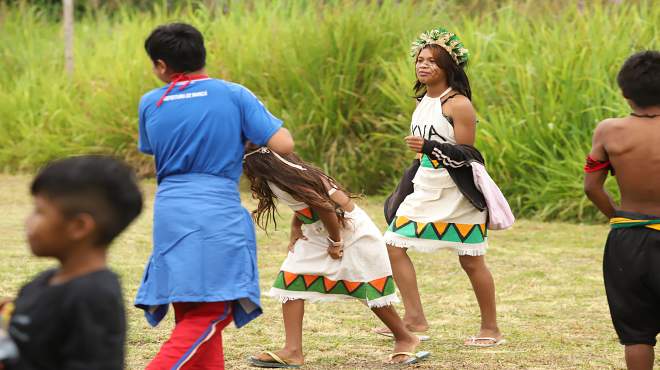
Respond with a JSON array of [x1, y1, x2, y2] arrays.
[[383, 93, 488, 255], [267, 182, 399, 307]]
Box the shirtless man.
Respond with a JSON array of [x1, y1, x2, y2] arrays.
[[584, 50, 660, 370]]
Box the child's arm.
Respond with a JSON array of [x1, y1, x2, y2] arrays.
[[312, 181, 346, 260], [288, 215, 306, 253], [313, 205, 343, 259], [584, 120, 617, 218], [313, 179, 352, 259], [267, 128, 295, 155]]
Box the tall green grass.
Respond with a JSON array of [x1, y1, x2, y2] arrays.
[[0, 0, 658, 221]]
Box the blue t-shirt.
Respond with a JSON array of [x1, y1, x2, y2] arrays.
[[138, 78, 282, 182], [135, 78, 282, 328]]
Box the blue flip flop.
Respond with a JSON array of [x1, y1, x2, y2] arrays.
[[249, 351, 302, 368]]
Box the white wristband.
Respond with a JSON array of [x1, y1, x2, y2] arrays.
[[327, 236, 343, 246]]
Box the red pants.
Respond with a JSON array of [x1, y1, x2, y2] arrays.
[[146, 302, 233, 370]]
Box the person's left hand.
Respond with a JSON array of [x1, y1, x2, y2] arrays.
[[288, 226, 307, 253], [327, 245, 343, 259], [405, 136, 424, 152], [327, 237, 344, 260]]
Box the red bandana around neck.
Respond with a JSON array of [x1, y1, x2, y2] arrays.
[[156, 73, 209, 107]]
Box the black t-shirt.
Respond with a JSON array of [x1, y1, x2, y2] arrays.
[[7, 269, 125, 370]]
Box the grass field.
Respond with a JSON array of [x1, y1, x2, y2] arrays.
[[0, 174, 647, 369]]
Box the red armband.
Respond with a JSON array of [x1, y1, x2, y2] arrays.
[[584, 155, 612, 173]]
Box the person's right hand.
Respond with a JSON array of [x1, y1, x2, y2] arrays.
[[405, 135, 425, 152], [288, 227, 307, 253]]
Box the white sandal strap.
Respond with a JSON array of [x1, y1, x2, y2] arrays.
[[265, 351, 287, 365]]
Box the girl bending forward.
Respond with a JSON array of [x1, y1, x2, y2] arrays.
[[244, 144, 429, 367]]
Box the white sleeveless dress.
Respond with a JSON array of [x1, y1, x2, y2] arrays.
[[267, 182, 399, 307], [383, 93, 488, 256]]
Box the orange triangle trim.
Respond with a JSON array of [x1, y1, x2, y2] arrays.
[[455, 223, 474, 239], [394, 216, 410, 229], [296, 207, 313, 219], [303, 275, 319, 288], [368, 277, 388, 294], [283, 272, 298, 287], [479, 223, 487, 236], [433, 221, 449, 236], [415, 222, 426, 236], [323, 277, 338, 292], [343, 280, 362, 293]]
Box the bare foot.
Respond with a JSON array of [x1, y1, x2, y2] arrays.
[[372, 326, 392, 335], [373, 322, 429, 335], [387, 333, 421, 364], [405, 322, 429, 333], [252, 348, 304, 366], [464, 328, 504, 346]]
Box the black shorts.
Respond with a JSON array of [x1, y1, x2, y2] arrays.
[[603, 211, 660, 346]]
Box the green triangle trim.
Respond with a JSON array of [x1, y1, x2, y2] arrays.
[[440, 224, 463, 243], [383, 277, 396, 296], [295, 212, 319, 224], [365, 277, 397, 300], [349, 283, 367, 299], [329, 281, 350, 296], [285, 275, 306, 292], [306, 277, 325, 294], [419, 223, 440, 240], [391, 222, 417, 238], [463, 225, 485, 244], [390, 217, 414, 231], [420, 154, 441, 169], [365, 285, 381, 300], [273, 271, 285, 289]]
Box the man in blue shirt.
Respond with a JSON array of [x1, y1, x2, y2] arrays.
[[135, 23, 294, 369]]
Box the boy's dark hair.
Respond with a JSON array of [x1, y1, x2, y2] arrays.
[[31, 155, 143, 246], [144, 23, 206, 73], [617, 50, 660, 108]]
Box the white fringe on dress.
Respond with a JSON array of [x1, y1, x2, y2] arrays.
[[384, 232, 487, 256], [268, 287, 400, 308]]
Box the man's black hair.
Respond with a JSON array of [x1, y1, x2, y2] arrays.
[[617, 50, 660, 108], [144, 23, 206, 73], [31, 155, 143, 246]]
